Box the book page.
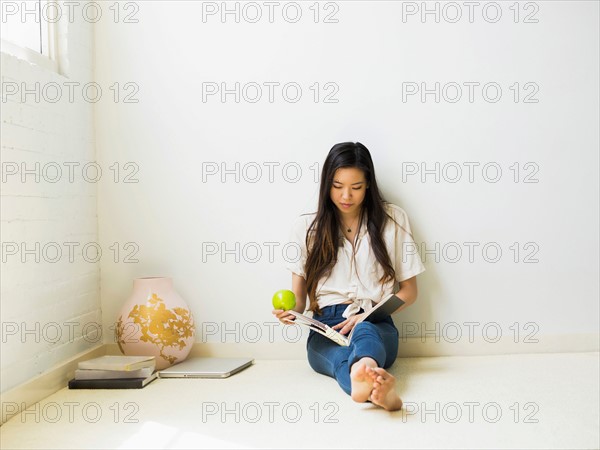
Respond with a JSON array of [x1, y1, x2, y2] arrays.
[[288, 311, 327, 330], [288, 311, 349, 346]]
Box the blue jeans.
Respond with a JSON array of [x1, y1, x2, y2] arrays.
[[306, 303, 400, 395]]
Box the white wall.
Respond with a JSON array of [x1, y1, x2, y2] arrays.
[[1, 18, 100, 390], [93, 1, 599, 356]]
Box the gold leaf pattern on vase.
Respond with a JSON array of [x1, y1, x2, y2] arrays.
[[115, 293, 195, 365]]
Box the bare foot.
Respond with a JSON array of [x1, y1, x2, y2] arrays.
[[350, 357, 377, 402], [367, 367, 403, 411]]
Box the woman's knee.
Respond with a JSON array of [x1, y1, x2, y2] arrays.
[[352, 321, 379, 337], [353, 320, 397, 342]]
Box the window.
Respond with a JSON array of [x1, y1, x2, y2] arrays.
[[1, 0, 59, 72]]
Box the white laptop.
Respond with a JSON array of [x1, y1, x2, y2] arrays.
[[158, 357, 254, 379]]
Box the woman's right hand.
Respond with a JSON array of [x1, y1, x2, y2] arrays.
[[272, 309, 296, 325]]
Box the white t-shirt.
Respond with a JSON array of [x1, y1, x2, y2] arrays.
[[285, 202, 426, 318]]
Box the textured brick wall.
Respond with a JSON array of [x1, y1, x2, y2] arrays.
[[1, 17, 100, 392]]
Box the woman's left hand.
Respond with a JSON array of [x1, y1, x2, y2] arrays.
[[332, 313, 366, 336]]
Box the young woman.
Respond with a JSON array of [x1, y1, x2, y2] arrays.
[[272, 142, 425, 411]]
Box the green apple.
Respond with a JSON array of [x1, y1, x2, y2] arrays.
[[272, 289, 296, 311]]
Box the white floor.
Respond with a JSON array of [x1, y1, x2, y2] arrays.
[[1, 352, 598, 449]]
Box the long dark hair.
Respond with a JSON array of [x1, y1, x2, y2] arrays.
[[304, 142, 397, 315]]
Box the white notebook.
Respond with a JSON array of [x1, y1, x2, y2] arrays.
[[75, 367, 155, 380], [78, 355, 156, 371]]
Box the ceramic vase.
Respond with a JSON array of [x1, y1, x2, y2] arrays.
[[115, 277, 195, 369]]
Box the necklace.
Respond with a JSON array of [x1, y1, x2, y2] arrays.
[[342, 215, 359, 233]]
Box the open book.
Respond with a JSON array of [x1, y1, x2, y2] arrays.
[[288, 294, 405, 347]]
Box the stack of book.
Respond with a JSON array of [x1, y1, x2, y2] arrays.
[[68, 355, 158, 389]]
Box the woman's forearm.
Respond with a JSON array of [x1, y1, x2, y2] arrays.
[[291, 273, 308, 313], [392, 276, 419, 314]]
